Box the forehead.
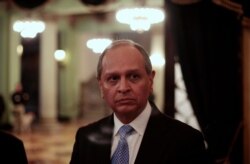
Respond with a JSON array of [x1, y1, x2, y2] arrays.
[[102, 45, 145, 69]]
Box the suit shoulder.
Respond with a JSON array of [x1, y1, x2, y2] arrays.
[[74, 116, 113, 145], [0, 130, 22, 143], [0, 130, 24, 153], [76, 115, 113, 137], [151, 105, 201, 135], [156, 113, 203, 137]]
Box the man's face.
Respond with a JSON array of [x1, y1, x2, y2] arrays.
[[98, 45, 155, 123]]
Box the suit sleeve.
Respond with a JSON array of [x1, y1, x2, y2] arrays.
[[177, 130, 213, 164], [15, 139, 28, 164], [70, 129, 81, 164]]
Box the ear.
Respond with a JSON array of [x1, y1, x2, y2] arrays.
[[150, 70, 155, 84], [98, 80, 104, 98], [149, 70, 156, 92]]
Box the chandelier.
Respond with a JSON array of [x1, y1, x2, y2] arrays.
[[116, 7, 165, 32], [86, 38, 112, 54], [13, 20, 46, 38]]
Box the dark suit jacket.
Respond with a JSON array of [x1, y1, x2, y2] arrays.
[[70, 104, 212, 164], [0, 130, 28, 164]]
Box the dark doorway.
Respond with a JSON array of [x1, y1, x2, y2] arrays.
[[21, 35, 40, 121]]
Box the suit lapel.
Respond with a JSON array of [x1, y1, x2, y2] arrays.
[[89, 105, 170, 163], [135, 106, 169, 164], [89, 115, 114, 164]]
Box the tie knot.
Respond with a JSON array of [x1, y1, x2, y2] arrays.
[[119, 125, 134, 139]]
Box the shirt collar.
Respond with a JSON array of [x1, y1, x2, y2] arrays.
[[113, 101, 152, 136]]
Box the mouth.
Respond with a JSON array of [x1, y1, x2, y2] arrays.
[[115, 98, 136, 105]]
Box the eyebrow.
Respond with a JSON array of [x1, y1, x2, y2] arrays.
[[104, 68, 141, 75]]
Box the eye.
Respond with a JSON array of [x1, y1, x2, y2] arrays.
[[129, 73, 140, 82], [106, 75, 119, 84]]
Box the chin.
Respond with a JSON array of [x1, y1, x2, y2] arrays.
[[115, 105, 137, 113]]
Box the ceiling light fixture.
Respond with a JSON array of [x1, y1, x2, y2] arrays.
[[54, 50, 66, 62], [86, 38, 112, 54], [116, 7, 165, 32], [13, 20, 46, 38]]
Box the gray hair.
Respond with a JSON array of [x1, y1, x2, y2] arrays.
[[96, 39, 152, 80]]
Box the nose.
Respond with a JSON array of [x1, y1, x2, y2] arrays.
[[118, 78, 130, 93]]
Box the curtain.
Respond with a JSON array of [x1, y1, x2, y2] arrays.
[[164, 1, 243, 163]]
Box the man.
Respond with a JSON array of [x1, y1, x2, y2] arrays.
[[0, 130, 28, 163], [70, 39, 211, 164], [0, 93, 28, 163], [11, 83, 30, 133], [0, 94, 6, 129]]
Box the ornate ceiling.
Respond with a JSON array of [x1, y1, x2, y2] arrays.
[[7, 0, 164, 16]]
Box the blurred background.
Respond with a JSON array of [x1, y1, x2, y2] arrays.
[[0, 0, 249, 163]]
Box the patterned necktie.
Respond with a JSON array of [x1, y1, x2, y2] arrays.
[[111, 125, 134, 164]]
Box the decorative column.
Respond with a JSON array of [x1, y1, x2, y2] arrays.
[[150, 29, 165, 110], [40, 21, 58, 121]]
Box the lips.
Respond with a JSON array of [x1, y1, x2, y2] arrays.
[[115, 98, 136, 104]]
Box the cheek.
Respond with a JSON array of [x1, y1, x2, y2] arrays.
[[100, 83, 110, 99], [134, 83, 152, 98], [101, 86, 115, 100]]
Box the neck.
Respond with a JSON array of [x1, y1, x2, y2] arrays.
[[115, 108, 145, 124]]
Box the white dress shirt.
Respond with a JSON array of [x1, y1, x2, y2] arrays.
[[111, 101, 152, 164]]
